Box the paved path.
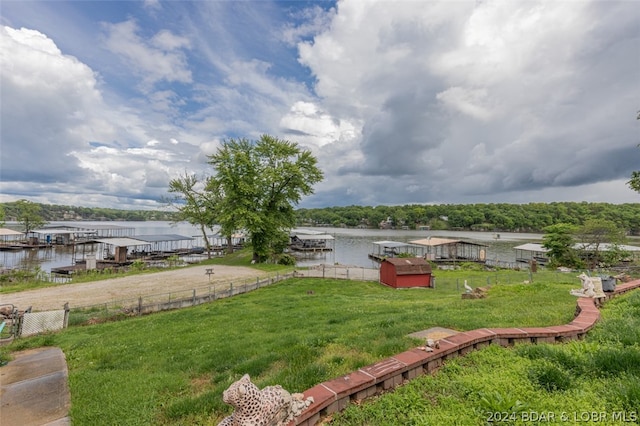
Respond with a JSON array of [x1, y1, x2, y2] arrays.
[[0, 347, 70, 425]]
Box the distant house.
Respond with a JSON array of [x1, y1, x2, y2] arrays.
[[380, 257, 433, 288], [379, 217, 394, 229]]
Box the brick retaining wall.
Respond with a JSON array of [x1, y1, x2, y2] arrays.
[[288, 280, 640, 426]]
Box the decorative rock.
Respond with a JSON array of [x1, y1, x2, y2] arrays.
[[571, 273, 606, 299], [218, 374, 313, 426], [461, 286, 488, 299]]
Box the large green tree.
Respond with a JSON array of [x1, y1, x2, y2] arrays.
[[207, 135, 323, 262], [542, 223, 581, 268], [15, 199, 47, 234], [574, 218, 627, 268], [167, 172, 218, 258]]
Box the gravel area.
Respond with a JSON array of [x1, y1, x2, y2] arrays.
[[0, 265, 267, 312]]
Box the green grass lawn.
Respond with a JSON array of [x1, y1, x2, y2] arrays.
[[3, 269, 586, 425], [331, 291, 640, 426]]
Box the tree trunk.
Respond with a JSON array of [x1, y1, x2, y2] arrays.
[[200, 224, 212, 259], [226, 236, 234, 254]]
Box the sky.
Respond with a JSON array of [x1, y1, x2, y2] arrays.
[[1, 0, 639, 211]]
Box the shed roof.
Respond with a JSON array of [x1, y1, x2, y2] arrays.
[[383, 257, 432, 275]]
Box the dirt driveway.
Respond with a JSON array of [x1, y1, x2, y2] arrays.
[[0, 265, 268, 312]]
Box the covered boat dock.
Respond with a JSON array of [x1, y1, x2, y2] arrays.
[[514, 243, 550, 265], [410, 237, 487, 264], [133, 234, 195, 257], [368, 241, 425, 262]]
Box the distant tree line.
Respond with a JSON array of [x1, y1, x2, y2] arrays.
[[2, 200, 640, 237], [295, 202, 640, 235], [0, 201, 179, 223]]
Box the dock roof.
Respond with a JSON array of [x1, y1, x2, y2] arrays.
[[93, 237, 151, 247], [410, 237, 487, 247], [513, 243, 548, 252], [134, 234, 194, 242], [0, 228, 24, 236], [373, 240, 414, 248], [293, 234, 335, 240], [514, 242, 640, 253]]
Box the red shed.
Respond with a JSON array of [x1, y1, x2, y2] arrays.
[[380, 257, 433, 288]]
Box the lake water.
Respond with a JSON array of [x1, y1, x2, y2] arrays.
[[1, 221, 544, 273]]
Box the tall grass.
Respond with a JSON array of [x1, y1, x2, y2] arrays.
[[4, 274, 581, 425]]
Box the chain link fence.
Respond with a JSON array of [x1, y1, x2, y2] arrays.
[[68, 271, 296, 325]]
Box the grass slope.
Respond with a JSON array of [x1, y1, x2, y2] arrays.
[[331, 291, 640, 426], [4, 272, 581, 425]]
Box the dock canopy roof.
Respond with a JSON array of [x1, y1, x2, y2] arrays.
[[293, 234, 335, 241], [93, 237, 151, 247], [514, 242, 640, 253], [513, 243, 548, 252], [31, 228, 93, 236], [0, 228, 24, 236], [134, 234, 194, 242], [373, 240, 412, 248], [410, 237, 487, 247]]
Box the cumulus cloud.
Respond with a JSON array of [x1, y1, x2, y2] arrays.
[[1, 1, 638, 210], [0, 24, 209, 209], [102, 19, 192, 91], [297, 0, 640, 206], [0, 26, 107, 182]]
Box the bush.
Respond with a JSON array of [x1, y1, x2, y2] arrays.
[[528, 360, 573, 392], [277, 254, 296, 266]]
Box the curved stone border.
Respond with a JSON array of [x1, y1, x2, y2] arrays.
[[288, 280, 640, 426]]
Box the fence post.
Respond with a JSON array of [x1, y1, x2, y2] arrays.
[[347, 268, 349, 279], [193, 289, 196, 305], [138, 297, 142, 316], [257, 277, 259, 288], [230, 283, 233, 295], [63, 302, 70, 328], [322, 264, 325, 279]]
